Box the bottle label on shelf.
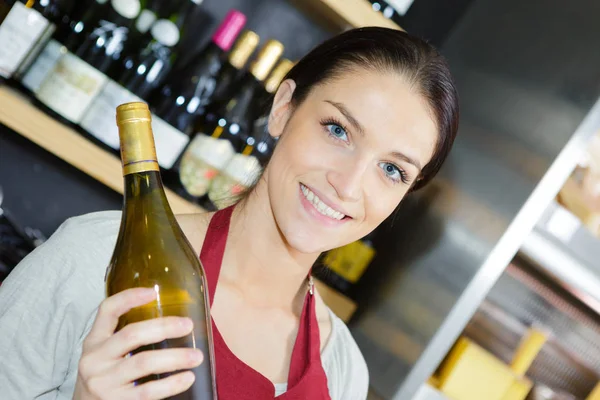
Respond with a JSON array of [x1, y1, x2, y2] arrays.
[[21, 39, 66, 92], [178, 135, 235, 197], [207, 154, 261, 209], [0, 2, 51, 78], [135, 9, 157, 34], [81, 79, 140, 150], [324, 240, 376, 283], [151, 116, 191, 169], [35, 52, 108, 123], [387, 0, 415, 15]]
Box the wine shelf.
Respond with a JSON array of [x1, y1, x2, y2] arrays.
[[0, 85, 358, 321], [301, 0, 402, 30], [0, 86, 202, 214]]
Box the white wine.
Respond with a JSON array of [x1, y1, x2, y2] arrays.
[[106, 102, 216, 399]]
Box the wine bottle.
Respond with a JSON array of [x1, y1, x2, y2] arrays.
[[168, 39, 284, 207], [18, 0, 96, 93], [149, 9, 247, 135], [209, 30, 260, 104], [35, 0, 141, 124], [120, 0, 204, 99], [106, 102, 216, 399], [314, 232, 377, 296], [0, 0, 70, 80], [79, 0, 202, 166]]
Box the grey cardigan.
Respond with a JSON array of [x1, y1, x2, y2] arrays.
[[0, 212, 369, 399]]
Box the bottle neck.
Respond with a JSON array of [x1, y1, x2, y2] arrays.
[[121, 170, 177, 232]]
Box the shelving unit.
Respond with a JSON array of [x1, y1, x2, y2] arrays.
[[298, 0, 402, 30], [0, 85, 358, 321], [0, 86, 201, 215]]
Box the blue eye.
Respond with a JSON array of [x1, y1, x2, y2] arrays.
[[379, 162, 406, 183], [326, 123, 348, 142]]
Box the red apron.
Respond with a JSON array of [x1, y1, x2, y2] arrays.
[[200, 206, 332, 399]]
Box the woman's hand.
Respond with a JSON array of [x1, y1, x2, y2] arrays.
[[74, 288, 204, 400]]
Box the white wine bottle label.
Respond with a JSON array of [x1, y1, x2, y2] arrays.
[[151, 19, 180, 47], [179, 135, 235, 197], [21, 39, 66, 92], [0, 2, 50, 78], [81, 79, 140, 149], [387, 0, 415, 15], [135, 9, 157, 34], [151, 116, 191, 169], [207, 154, 261, 209], [35, 52, 108, 123]]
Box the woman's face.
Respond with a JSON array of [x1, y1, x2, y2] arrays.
[[265, 67, 438, 254]]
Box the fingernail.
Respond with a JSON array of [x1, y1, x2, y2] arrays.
[[190, 349, 203, 364], [183, 371, 196, 384], [179, 317, 193, 329]]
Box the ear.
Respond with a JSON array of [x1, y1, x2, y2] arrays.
[[268, 79, 296, 139]]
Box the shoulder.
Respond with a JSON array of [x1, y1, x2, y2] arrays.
[[0, 211, 122, 397], [321, 310, 369, 400]]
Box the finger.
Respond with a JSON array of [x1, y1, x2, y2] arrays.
[[127, 371, 196, 400], [105, 316, 193, 358], [116, 348, 203, 384], [86, 288, 157, 346]]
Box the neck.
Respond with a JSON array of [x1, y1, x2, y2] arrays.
[[221, 176, 320, 311]]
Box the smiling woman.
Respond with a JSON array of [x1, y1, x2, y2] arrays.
[[0, 27, 459, 400]]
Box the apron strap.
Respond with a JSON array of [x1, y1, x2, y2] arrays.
[[200, 205, 235, 306]]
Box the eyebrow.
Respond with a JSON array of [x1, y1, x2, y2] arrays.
[[391, 152, 422, 171], [325, 100, 365, 137]]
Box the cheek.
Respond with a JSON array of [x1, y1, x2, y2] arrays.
[[364, 187, 408, 227]]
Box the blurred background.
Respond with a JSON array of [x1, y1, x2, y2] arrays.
[[0, 0, 599, 399]]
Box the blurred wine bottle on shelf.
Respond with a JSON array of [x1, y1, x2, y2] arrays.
[[206, 58, 293, 209], [120, 0, 205, 99], [149, 9, 247, 135], [79, 0, 204, 166], [120, 0, 188, 63], [314, 231, 377, 296], [0, 0, 76, 81], [18, 0, 98, 93], [35, 0, 141, 124], [202, 40, 285, 209], [210, 30, 260, 107], [164, 39, 284, 207]]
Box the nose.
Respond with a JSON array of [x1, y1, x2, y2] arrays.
[[326, 157, 368, 203]]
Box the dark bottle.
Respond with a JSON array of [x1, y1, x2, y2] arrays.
[[209, 30, 260, 104], [166, 39, 284, 207], [79, 0, 204, 167], [108, 102, 216, 399], [115, 0, 189, 77], [35, 0, 141, 124], [119, 0, 204, 99], [149, 9, 247, 135], [0, 0, 75, 80], [314, 231, 378, 296], [19, 0, 95, 93]]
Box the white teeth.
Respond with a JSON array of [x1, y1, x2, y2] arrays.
[[300, 184, 345, 221]]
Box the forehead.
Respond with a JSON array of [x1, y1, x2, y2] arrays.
[[308, 68, 439, 168]]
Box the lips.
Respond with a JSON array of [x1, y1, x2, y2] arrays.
[[300, 184, 346, 221]]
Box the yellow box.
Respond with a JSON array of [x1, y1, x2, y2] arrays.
[[437, 337, 516, 400]]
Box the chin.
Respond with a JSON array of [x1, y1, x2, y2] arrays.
[[279, 222, 330, 254]]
